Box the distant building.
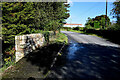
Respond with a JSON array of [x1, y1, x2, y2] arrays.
[[63, 23, 84, 28]]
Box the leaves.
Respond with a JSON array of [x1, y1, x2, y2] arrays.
[[112, 1, 120, 25], [85, 15, 111, 29], [2, 2, 70, 44]]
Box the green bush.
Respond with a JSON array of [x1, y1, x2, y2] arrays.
[[79, 27, 84, 31], [62, 27, 72, 31], [43, 32, 50, 44], [2, 46, 16, 68], [85, 25, 94, 29], [108, 24, 120, 30], [73, 27, 79, 30]]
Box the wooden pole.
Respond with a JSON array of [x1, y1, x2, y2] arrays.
[[105, 0, 108, 29]]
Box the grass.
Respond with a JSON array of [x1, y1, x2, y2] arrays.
[[49, 32, 68, 44], [30, 30, 68, 44], [55, 33, 68, 43], [60, 28, 67, 31], [69, 30, 84, 33], [0, 60, 16, 79]]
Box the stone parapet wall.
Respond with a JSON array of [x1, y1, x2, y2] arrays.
[[15, 33, 45, 62]]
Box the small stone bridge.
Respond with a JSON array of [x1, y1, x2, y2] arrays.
[[15, 33, 45, 62]]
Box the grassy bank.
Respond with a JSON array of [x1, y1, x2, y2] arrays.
[[50, 32, 68, 44]]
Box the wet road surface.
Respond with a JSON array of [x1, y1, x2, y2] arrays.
[[45, 31, 120, 80]]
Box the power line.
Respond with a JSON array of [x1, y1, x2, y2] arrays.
[[79, 2, 102, 16], [79, 2, 104, 25]]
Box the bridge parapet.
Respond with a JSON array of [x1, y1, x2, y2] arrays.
[[15, 33, 45, 62]]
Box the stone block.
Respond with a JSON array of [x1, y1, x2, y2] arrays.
[[16, 52, 24, 62], [15, 33, 45, 62]]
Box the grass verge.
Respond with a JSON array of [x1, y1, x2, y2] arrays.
[[50, 32, 68, 44]]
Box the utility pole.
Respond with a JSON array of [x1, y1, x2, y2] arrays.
[[105, 0, 108, 29]]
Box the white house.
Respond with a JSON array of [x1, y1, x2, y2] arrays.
[[63, 23, 84, 28]]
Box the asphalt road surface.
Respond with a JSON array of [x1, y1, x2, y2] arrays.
[[61, 31, 120, 48], [45, 31, 120, 80]]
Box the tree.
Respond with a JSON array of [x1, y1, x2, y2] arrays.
[[94, 15, 110, 29], [100, 17, 105, 29], [34, 2, 70, 34], [85, 17, 94, 27], [112, 1, 120, 25], [49, 2, 70, 34], [2, 2, 70, 44], [2, 2, 35, 44], [85, 15, 110, 29]]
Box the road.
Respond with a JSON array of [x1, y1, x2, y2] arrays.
[[61, 31, 120, 48], [45, 31, 120, 80]]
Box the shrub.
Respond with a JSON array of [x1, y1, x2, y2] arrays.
[[73, 27, 79, 30], [79, 27, 84, 31], [43, 32, 50, 45], [3, 47, 15, 67], [62, 27, 72, 31], [85, 25, 94, 29], [108, 24, 120, 31]]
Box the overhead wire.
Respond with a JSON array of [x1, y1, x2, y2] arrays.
[[78, 2, 105, 25]]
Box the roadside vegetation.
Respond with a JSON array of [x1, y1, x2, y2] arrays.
[[1, 2, 70, 72], [50, 32, 68, 44], [1, 32, 68, 79], [62, 1, 120, 45]]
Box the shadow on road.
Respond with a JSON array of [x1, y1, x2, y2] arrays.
[[45, 43, 120, 80], [2, 42, 64, 79], [25, 42, 63, 74], [2, 38, 120, 80]]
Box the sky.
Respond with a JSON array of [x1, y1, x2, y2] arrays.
[[66, 0, 117, 26]]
